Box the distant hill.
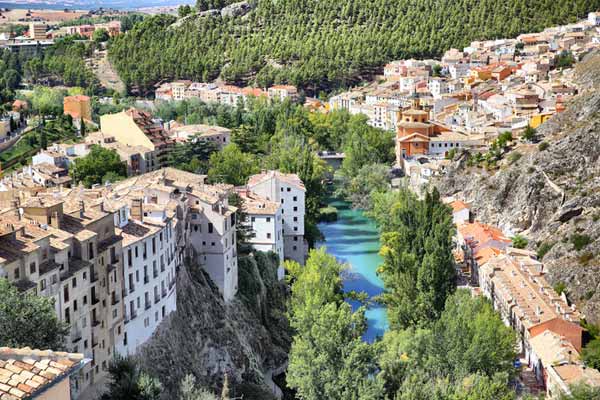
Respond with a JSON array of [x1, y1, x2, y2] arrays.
[[0, 0, 194, 11], [108, 0, 600, 94]]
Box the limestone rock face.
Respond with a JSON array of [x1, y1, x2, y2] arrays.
[[221, 1, 253, 17], [138, 253, 290, 398], [434, 52, 600, 323]]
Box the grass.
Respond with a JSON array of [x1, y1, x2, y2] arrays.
[[571, 233, 592, 251]]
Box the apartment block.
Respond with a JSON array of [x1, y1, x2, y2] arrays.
[[247, 171, 307, 265]]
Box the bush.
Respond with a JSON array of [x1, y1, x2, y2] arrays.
[[571, 234, 592, 251], [553, 282, 567, 295], [508, 152, 522, 165], [579, 252, 594, 265], [537, 241, 555, 259], [522, 126, 536, 141], [511, 234, 528, 249], [538, 141, 549, 151], [318, 206, 338, 222]]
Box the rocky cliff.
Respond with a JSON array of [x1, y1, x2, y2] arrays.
[[137, 251, 290, 399], [435, 52, 600, 323]]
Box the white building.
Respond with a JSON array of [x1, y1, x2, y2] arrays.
[[116, 199, 178, 356], [238, 189, 285, 279], [247, 171, 307, 265]]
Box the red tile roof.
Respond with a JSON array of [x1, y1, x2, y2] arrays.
[[0, 347, 87, 399]]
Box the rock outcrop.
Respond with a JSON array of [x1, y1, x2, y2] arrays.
[[138, 252, 290, 398], [434, 52, 600, 323]]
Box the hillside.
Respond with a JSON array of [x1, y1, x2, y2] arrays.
[[435, 52, 600, 324], [137, 252, 290, 398], [108, 0, 600, 95]]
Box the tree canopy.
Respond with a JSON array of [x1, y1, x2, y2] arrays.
[[70, 145, 127, 187], [108, 0, 600, 94], [0, 278, 68, 350]]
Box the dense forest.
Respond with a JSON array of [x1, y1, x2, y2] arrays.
[[108, 0, 600, 94]]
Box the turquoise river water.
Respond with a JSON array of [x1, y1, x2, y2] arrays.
[[316, 198, 389, 342]]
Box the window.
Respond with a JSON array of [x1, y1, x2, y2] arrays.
[[135, 246, 138, 258], [83, 295, 87, 305], [281, 199, 284, 204], [211, 242, 215, 246], [128, 249, 132, 267], [72, 277, 77, 288], [267, 233, 271, 239], [65, 307, 70, 324], [14, 268, 19, 280], [88, 242, 94, 259], [287, 187, 291, 192], [293, 196, 297, 201], [63, 286, 69, 302], [40, 279, 46, 291], [152, 238, 156, 254], [294, 236, 298, 241], [293, 216, 298, 222], [293, 245, 297, 251], [29, 262, 36, 274], [74, 300, 78, 312], [251, 217, 255, 222], [266, 217, 271, 222], [293, 207, 298, 212], [208, 223, 213, 234]]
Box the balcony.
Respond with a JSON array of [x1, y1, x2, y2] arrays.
[[92, 319, 100, 327], [129, 285, 135, 293], [71, 329, 83, 343], [91, 296, 100, 305], [111, 295, 119, 306], [161, 289, 167, 298], [145, 302, 151, 310], [154, 296, 160, 305], [144, 275, 149, 284]]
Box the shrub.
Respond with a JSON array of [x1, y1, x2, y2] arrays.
[[538, 141, 549, 151], [571, 234, 592, 251], [553, 282, 567, 295], [318, 206, 338, 222], [508, 152, 522, 165], [537, 241, 555, 259], [579, 252, 594, 265], [522, 125, 536, 141], [511, 234, 528, 249]]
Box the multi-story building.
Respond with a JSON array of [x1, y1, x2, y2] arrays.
[[237, 188, 285, 279], [0, 195, 126, 398], [64, 95, 92, 123], [167, 123, 231, 149], [85, 131, 154, 177], [29, 22, 47, 40], [247, 171, 307, 265], [100, 108, 175, 170], [268, 85, 299, 102]]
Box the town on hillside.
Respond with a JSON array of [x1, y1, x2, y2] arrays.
[[0, 6, 599, 400]]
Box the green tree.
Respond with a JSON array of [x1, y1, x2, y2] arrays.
[[370, 189, 456, 328], [559, 382, 600, 399], [207, 143, 259, 186], [180, 375, 218, 400], [30, 86, 66, 116], [286, 249, 384, 400], [511, 234, 528, 249], [342, 115, 394, 176], [0, 278, 68, 350], [582, 339, 600, 370], [101, 356, 162, 400], [522, 126, 536, 142], [92, 28, 110, 43], [70, 145, 127, 187], [337, 163, 389, 209]]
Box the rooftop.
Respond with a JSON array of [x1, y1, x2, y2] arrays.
[[0, 347, 87, 400]]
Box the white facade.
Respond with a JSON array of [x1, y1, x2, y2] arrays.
[[248, 211, 285, 279], [248, 171, 307, 265], [117, 211, 178, 356], [188, 193, 238, 301]]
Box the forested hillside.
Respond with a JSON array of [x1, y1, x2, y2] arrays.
[[108, 0, 600, 94]]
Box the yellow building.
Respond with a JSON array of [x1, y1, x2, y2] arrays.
[[63, 95, 92, 123], [529, 112, 554, 129], [100, 108, 175, 170]]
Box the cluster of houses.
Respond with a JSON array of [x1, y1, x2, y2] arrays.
[[447, 199, 600, 398], [0, 164, 307, 398], [325, 12, 600, 188], [155, 81, 300, 106]]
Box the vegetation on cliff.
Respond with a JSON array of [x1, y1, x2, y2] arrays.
[[108, 0, 600, 94]]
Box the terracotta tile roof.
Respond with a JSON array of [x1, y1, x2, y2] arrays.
[[457, 221, 510, 247], [449, 200, 469, 212], [553, 364, 600, 387], [0, 347, 87, 399]]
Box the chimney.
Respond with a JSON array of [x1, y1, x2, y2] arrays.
[[51, 211, 60, 229], [131, 198, 143, 222], [79, 200, 85, 218]]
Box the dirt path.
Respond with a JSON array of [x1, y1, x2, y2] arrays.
[[91, 50, 126, 94]]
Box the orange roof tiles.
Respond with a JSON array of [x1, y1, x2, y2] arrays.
[[0, 347, 87, 399], [449, 200, 469, 212]]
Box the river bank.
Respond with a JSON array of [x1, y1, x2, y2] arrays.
[[317, 197, 389, 342]]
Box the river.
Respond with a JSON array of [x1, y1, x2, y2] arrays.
[[317, 197, 389, 342]]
